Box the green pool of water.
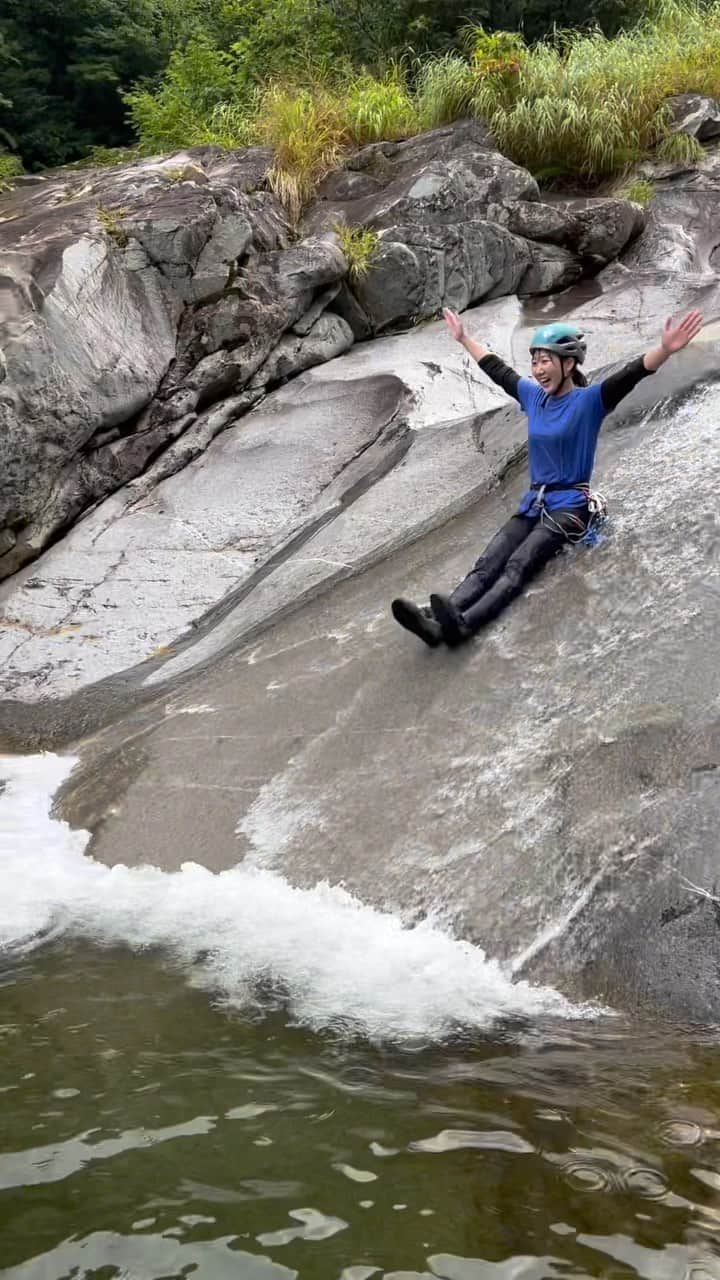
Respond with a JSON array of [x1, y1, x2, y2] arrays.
[[2, 944, 720, 1279]]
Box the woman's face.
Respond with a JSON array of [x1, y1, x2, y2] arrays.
[[531, 349, 572, 393]]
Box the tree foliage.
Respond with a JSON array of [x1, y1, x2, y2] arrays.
[[0, 0, 174, 167], [0, 0, 651, 169]]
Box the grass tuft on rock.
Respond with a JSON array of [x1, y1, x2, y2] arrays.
[[96, 204, 130, 247], [656, 130, 705, 163], [333, 223, 379, 281], [620, 177, 656, 204]]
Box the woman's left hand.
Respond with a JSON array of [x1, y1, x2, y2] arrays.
[[661, 310, 703, 353]]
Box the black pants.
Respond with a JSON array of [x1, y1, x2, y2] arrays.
[[449, 507, 589, 633]]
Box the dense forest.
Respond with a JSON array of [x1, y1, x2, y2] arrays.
[[0, 0, 647, 170]]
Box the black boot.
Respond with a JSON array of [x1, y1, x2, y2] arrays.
[[391, 598, 443, 647], [429, 593, 471, 646]]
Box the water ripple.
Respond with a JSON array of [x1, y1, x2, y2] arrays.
[[409, 1129, 534, 1154]]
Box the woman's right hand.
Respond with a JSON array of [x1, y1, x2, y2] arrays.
[[443, 308, 465, 343]]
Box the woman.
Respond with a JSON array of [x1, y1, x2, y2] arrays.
[[391, 307, 704, 647]]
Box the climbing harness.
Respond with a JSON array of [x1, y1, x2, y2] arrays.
[[583, 490, 609, 546], [530, 482, 609, 546]]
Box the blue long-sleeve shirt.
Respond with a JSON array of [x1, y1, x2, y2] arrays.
[[478, 354, 653, 513]]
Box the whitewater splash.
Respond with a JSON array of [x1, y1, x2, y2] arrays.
[[0, 753, 586, 1041]]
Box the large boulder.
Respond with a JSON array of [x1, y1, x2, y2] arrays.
[[667, 93, 720, 141], [487, 195, 645, 265], [305, 120, 539, 234], [307, 123, 640, 334], [557, 196, 646, 264], [0, 147, 294, 580], [349, 220, 581, 332]]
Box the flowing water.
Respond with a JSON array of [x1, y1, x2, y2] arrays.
[[2, 733, 720, 1278], [2, 366, 720, 1275]]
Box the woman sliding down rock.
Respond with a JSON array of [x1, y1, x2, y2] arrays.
[[391, 306, 704, 647]]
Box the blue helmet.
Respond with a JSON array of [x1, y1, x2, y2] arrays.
[[529, 322, 587, 365]]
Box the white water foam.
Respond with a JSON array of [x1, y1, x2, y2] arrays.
[[0, 753, 587, 1042]]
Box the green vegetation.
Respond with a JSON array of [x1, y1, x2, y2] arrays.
[[413, 55, 477, 130], [0, 0, 651, 171], [344, 70, 416, 143], [620, 177, 656, 203], [96, 203, 130, 246], [0, 148, 23, 190], [0, 0, 716, 206], [656, 130, 705, 162], [259, 86, 345, 221], [475, 0, 720, 181], [333, 223, 379, 280]]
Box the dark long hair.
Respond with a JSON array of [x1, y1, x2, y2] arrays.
[[549, 351, 588, 388]]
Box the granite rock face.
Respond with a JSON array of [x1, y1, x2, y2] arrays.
[[0, 124, 646, 582], [668, 93, 720, 141], [1, 131, 720, 1033]]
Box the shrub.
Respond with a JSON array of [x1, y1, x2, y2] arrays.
[[466, 26, 527, 79], [125, 37, 237, 153], [226, 0, 344, 93], [0, 149, 23, 189], [333, 222, 379, 280]]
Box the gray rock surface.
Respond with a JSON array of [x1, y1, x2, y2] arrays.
[[0, 123, 647, 581], [0, 371, 411, 704], [487, 195, 644, 265], [56, 341, 720, 1029], [351, 220, 582, 333], [248, 312, 354, 387], [668, 93, 720, 141], [0, 147, 290, 580], [555, 196, 646, 264], [306, 120, 538, 232], [0, 134, 715, 727], [1, 136, 720, 1030]]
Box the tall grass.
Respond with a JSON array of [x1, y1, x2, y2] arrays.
[[414, 54, 477, 130], [258, 85, 346, 221], [342, 69, 416, 144], [255, 70, 417, 219], [126, 0, 720, 212], [473, 0, 720, 181]]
